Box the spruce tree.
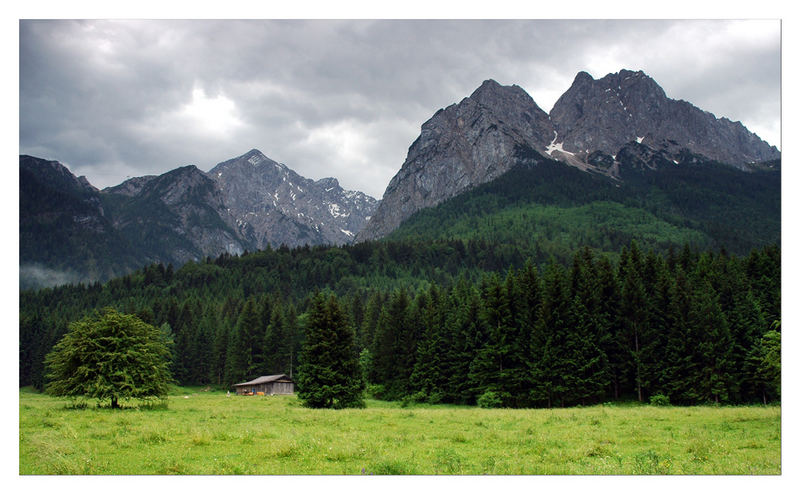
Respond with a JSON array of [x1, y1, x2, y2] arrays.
[[689, 281, 733, 404], [468, 274, 508, 402], [297, 293, 364, 408], [226, 297, 263, 384], [534, 260, 572, 407], [369, 290, 413, 399], [448, 281, 485, 404], [264, 304, 292, 375], [618, 242, 649, 401], [661, 267, 696, 404]]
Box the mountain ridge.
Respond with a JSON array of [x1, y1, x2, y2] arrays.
[[20, 150, 378, 287], [357, 69, 779, 241]]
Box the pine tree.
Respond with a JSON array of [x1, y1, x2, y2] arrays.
[[410, 285, 447, 402], [360, 292, 384, 351], [594, 255, 620, 401], [689, 281, 733, 404], [369, 290, 414, 399], [211, 320, 230, 385], [661, 267, 696, 404], [534, 260, 572, 408], [565, 296, 609, 405], [468, 273, 508, 402], [745, 322, 780, 404], [618, 242, 649, 401], [297, 293, 364, 408], [264, 303, 292, 375], [226, 297, 263, 384], [447, 280, 485, 404]]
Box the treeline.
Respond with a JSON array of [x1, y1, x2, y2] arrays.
[[20, 235, 571, 391], [365, 243, 780, 407], [20, 241, 780, 407]]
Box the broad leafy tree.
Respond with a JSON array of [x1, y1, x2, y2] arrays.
[[45, 308, 173, 408]]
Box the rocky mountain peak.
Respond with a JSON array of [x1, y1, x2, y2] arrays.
[[209, 150, 377, 249], [356, 79, 554, 242], [549, 68, 777, 168], [572, 70, 594, 84], [103, 175, 157, 197], [358, 69, 779, 242], [316, 177, 340, 189], [20, 155, 98, 196]]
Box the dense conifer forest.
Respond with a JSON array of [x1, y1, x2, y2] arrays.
[[19, 238, 780, 407]]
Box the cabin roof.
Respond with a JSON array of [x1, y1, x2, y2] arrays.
[[233, 374, 293, 387]]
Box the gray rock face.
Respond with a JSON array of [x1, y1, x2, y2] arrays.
[[550, 69, 780, 169], [21, 148, 379, 286], [209, 149, 378, 249], [356, 80, 553, 241], [358, 70, 780, 241]]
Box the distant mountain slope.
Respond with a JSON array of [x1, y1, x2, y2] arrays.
[[387, 147, 780, 258], [209, 149, 378, 249], [19, 155, 145, 287], [101, 165, 247, 266], [359, 70, 779, 242], [20, 150, 379, 288]]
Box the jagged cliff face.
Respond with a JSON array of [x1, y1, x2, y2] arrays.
[[549, 69, 780, 169], [356, 80, 554, 241], [209, 149, 378, 249], [358, 70, 780, 241]]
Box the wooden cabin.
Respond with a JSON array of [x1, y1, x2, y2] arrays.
[[233, 374, 295, 395]]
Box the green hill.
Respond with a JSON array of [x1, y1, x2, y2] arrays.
[[387, 149, 780, 260]]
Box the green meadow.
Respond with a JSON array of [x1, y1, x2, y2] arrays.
[[19, 387, 780, 475]]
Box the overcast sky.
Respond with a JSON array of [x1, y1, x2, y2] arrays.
[[19, 19, 781, 198]]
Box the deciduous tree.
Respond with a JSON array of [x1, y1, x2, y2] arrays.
[[45, 308, 172, 408]]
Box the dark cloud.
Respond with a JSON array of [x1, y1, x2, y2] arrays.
[[20, 19, 781, 198]]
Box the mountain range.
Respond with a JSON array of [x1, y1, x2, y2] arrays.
[[356, 69, 779, 241], [20, 68, 779, 288], [20, 151, 378, 288]]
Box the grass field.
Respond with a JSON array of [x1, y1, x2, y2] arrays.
[[18, 387, 781, 475]]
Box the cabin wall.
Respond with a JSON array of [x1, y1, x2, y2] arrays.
[[234, 381, 294, 395]]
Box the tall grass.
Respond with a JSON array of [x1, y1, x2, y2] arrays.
[[19, 388, 780, 475]]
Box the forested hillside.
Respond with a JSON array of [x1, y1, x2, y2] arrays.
[[388, 148, 780, 258], [20, 238, 780, 407]]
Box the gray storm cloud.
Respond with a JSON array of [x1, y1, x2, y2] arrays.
[[19, 19, 781, 199]]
